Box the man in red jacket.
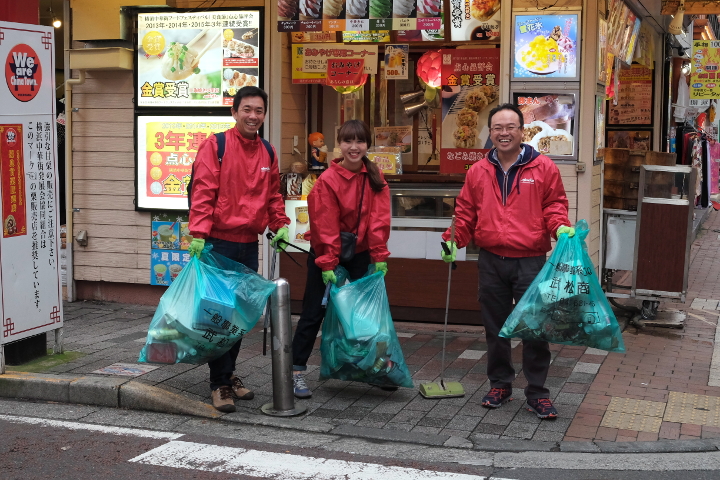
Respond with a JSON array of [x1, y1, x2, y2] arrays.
[[187, 86, 290, 413], [441, 103, 574, 419]]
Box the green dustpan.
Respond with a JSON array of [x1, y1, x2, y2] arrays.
[[419, 380, 465, 399]]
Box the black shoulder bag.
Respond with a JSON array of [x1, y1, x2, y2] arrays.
[[339, 174, 366, 263]]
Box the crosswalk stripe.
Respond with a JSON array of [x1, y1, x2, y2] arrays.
[[130, 440, 513, 480], [0, 414, 183, 440]]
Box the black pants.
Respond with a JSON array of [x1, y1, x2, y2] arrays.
[[206, 238, 259, 391], [478, 249, 551, 400], [292, 249, 371, 370]]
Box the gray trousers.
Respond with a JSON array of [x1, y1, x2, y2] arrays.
[[478, 249, 551, 399]]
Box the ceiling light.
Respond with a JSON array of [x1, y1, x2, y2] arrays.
[[668, 0, 685, 35]]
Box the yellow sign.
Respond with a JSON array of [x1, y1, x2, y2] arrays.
[[291, 45, 326, 84], [690, 40, 720, 101]]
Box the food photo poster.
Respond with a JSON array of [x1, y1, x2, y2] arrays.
[[511, 91, 578, 160], [512, 13, 580, 81]]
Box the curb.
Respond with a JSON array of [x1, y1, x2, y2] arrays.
[[0, 372, 221, 419], [2, 371, 720, 454]]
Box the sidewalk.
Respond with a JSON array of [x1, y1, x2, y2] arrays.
[[3, 211, 720, 451]]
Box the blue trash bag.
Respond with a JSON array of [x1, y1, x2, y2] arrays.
[[319, 266, 414, 388], [139, 251, 276, 365], [499, 220, 625, 353]]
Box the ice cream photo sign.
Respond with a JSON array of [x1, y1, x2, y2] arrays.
[[137, 11, 261, 107], [512, 13, 580, 81]]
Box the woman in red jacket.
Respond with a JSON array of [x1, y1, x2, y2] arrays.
[[291, 120, 391, 398]]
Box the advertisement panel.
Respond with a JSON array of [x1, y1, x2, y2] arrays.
[[137, 11, 261, 107], [439, 48, 499, 173], [608, 64, 652, 125], [690, 40, 720, 102], [450, 0, 501, 41], [136, 115, 235, 210], [0, 21, 63, 345], [512, 13, 580, 81], [150, 212, 192, 286], [511, 91, 578, 160]]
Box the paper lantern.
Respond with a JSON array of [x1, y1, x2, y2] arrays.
[[332, 74, 368, 94], [416, 49, 442, 89]]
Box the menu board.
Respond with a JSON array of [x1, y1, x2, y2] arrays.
[[512, 91, 578, 159], [608, 64, 652, 125], [512, 13, 580, 81], [137, 11, 261, 107], [440, 48, 500, 173], [450, 0, 501, 41], [136, 116, 235, 210], [150, 212, 192, 286], [690, 40, 720, 103], [277, 0, 442, 32]]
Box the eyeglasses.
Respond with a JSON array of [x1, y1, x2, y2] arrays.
[[490, 125, 520, 133]]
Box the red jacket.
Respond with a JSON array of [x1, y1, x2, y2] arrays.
[[443, 146, 569, 257], [189, 128, 289, 242], [308, 159, 391, 271]]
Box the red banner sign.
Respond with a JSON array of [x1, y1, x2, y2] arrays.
[[0, 124, 27, 237], [325, 58, 364, 87]]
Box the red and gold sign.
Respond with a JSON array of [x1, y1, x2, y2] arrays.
[[0, 124, 27, 237]]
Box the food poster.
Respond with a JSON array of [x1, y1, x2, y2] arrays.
[[690, 40, 720, 101], [0, 22, 64, 345], [137, 11, 261, 107], [284, 199, 311, 250], [150, 212, 192, 286], [384, 44, 409, 79], [368, 151, 402, 174], [607, 64, 652, 125], [394, 0, 444, 42], [595, 95, 605, 161], [512, 92, 576, 158], [606, 130, 651, 150], [439, 48, 500, 173], [449, 0, 500, 42], [598, 18, 608, 84], [136, 116, 235, 210], [512, 13, 579, 80], [375, 126, 412, 153]]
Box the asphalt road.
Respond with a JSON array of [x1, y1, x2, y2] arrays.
[[1, 399, 719, 480]]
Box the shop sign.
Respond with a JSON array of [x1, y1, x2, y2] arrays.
[[385, 45, 409, 79], [277, 0, 441, 32], [439, 48, 500, 173], [608, 64, 652, 125], [342, 31, 391, 42], [326, 59, 365, 86], [690, 40, 720, 101], [292, 45, 327, 84], [0, 22, 63, 345], [301, 44, 378, 75], [150, 212, 192, 286], [449, 0, 500, 41], [511, 91, 578, 160], [512, 13, 580, 81], [136, 116, 235, 211], [137, 11, 261, 107]]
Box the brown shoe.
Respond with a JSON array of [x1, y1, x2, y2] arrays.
[[230, 375, 254, 400], [211, 386, 236, 413]]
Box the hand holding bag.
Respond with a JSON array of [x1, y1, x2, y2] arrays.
[[339, 175, 366, 263]]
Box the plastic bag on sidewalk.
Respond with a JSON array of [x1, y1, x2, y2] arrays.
[[319, 266, 414, 388], [499, 220, 625, 352], [138, 251, 276, 365]]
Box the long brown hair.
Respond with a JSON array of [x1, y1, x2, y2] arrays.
[[337, 120, 387, 192]]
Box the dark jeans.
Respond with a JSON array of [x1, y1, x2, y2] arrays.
[[478, 249, 551, 400], [205, 237, 259, 391], [292, 249, 371, 370]]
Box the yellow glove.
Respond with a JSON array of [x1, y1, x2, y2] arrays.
[[271, 227, 290, 252], [321, 270, 337, 285], [374, 262, 388, 276], [557, 226, 575, 238], [441, 241, 457, 263], [188, 238, 205, 258]]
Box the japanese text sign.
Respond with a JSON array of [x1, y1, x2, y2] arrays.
[[300, 44, 378, 75], [690, 40, 720, 101], [325, 58, 365, 86]]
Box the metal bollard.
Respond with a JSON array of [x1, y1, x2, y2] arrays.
[[261, 278, 307, 417]]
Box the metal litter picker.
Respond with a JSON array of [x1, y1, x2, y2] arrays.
[[419, 215, 465, 399]]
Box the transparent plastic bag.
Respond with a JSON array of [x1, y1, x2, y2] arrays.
[[319, 266, 414, 388], [139, 252, 276, 364], [499, 220, 626, 353]]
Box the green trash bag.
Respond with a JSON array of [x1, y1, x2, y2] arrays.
[[499, 219, 625, 353], [319, 266, 414, 388], [139, 250, 276, 365]]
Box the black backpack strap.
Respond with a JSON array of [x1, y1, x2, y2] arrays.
[[215, 132, 226, 163], [260, 137, 275, 165]]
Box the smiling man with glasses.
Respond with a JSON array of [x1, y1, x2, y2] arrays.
[[440, 103, 573, 420]]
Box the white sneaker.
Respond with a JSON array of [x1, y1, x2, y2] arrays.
[[293, 372, 312, 398]]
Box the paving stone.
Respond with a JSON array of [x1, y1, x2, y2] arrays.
[[445, 415, 482, 431], [481, 409, 516, 426], [458, 350, 486, 360], [502, 421, 539, 439], [573, 362, 601, 374], [554, 392, 586, 406], [531, 430, 565, 442], [388, 410, 422, 425], [567, 372, 595, 384], [551, 357, 578, 367]]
